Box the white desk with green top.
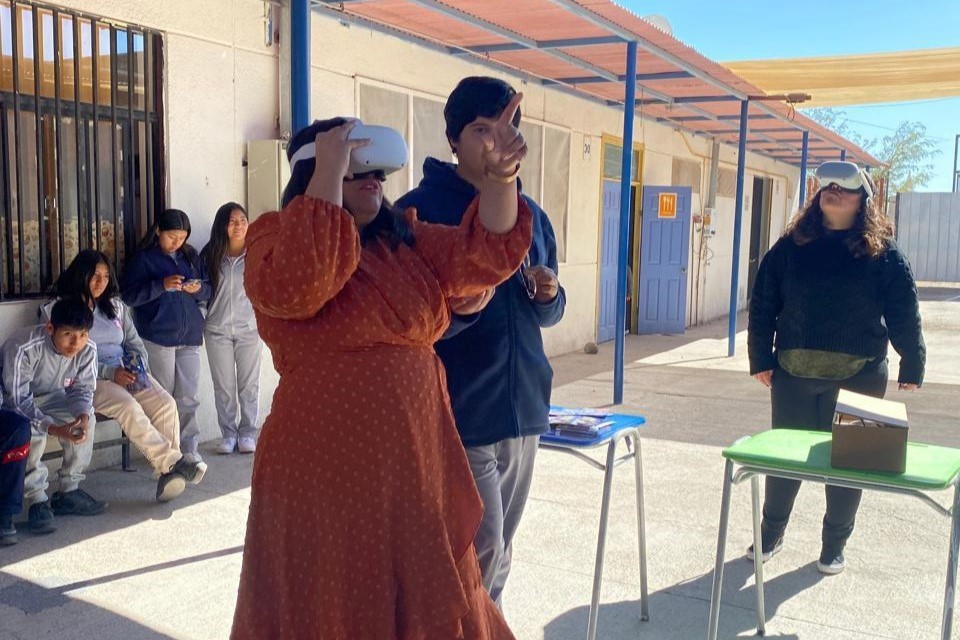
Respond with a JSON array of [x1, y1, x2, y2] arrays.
[[707, 429, 960, 640]]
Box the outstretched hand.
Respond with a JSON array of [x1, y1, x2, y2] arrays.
[[482, 93, 527, 181]]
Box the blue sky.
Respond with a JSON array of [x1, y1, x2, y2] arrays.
[[621, 0, 960, 192]]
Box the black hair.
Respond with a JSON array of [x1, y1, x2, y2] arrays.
[[444, 76, 521, 148], [49, 297, 94, 331], [281, 118, 414, 250], [135, 208, 201, 267], [201, 202, 247, 302], [52, 249, 120, 321]]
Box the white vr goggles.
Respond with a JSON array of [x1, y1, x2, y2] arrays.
[[289, 121, 409, 177], [814, 161, 874, 199]]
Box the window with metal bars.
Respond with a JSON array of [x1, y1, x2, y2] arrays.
[[0, 1, 165, 300]]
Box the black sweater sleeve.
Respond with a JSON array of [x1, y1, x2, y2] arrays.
[[881, 242, 926, 385], [748, 238, 787, 375]]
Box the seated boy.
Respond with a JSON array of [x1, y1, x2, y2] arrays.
[[0, 298, 106, 534]]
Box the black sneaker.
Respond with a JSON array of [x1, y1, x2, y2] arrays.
[[172, 457, 207, 485], [817, 551, 846, 575], [50, 489, 107, 516], [28, 501, 57, 534], [746, 537, 784, 563], [1, 514, 17, 546], [156, 470, 187, 503], [156, 458, 208, 503]]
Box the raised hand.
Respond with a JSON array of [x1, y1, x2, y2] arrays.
[[305, 121, 371, 205], [482, 93, 527, 181]]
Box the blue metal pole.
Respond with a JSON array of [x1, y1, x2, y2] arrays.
[[798, 130, 809, 208], [840, 149, 847, 161], [291, 0, 311, 132], [727, 99, 749, 357], [614, 40, 638, 405]]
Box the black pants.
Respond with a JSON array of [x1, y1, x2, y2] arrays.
[[1, 409, 31, 516], [761, 358, 888, 553]]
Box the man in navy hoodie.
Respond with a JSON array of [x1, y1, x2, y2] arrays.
[[397, 76, 565, 606]]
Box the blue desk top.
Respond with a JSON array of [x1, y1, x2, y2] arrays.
[[541, 407, 647, 447]]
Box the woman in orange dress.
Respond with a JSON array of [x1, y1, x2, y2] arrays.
[[232, 98, 532, 640]]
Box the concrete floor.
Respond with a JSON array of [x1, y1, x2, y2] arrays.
[[1, 287, 958, 639]]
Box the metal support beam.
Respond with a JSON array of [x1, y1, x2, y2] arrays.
[[407, 0, 633, 91], [727, 100, 749, 357], [457, 35, 625, 54], [840, 149, 847, 161], [614, 40, 638, 406], [547, 0, 748, 100], [798, 130, 809, 208], [291, 0, 311, 132], [548, 70, 692, 86], [672, 95, 740, 104]]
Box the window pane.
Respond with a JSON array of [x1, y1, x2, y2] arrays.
[[114, 29, 130, 108], [78, 19, 92, 103], [359, 84, 409, 202], [16, 5, 33, 96], [603, 142, 622, 180], [15, 111, 42, 293], [0, 2, 11, 93], [411, 96, 450, 188], [58, 116, 81, 267], [96, 24, 110, 106], [132, 32, 145, 110], [517, 121, 542, 202], [542, 127, 570, 262], [39, 9, 53, 97], [671, 157, 701, 193]]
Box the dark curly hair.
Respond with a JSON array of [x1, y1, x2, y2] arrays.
[[786, 188, 893, 258]]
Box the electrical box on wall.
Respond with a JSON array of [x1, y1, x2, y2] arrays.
[[702, 207, 717, 236], [246, 140, 291, 221]]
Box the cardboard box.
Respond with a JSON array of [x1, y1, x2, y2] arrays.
[[831, 390, 908, 474]]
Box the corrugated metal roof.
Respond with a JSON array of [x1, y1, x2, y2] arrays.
[[314, 0, 881, 167]]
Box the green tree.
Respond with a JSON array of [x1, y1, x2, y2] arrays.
[[802, 108, 940, 193]]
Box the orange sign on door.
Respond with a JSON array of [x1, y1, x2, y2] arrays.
[[658, 192, 678, 218]]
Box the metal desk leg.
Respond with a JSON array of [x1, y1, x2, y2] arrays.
[[708, 459, 735, 640], [631, 432, 650, 622], [751, 475, 766, 636], [586, 437, 619, 640], [942, 484, 960, 640]]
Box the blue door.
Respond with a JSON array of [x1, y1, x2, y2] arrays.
[[638, 186, 691, 334], [597, 180, 621, 343]]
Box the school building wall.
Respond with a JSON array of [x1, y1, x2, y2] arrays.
[[0, 1, 804, 461]]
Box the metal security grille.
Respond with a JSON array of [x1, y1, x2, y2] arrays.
[[0, 1, 164, 299]]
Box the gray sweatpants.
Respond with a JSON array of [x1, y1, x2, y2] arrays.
[[143, 341, 202, 457], [204, 328, 262, 440], [464, 434, 539, 607], [24, 394, 96, 506]]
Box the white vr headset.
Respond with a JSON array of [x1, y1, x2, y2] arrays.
[[815, 161, 874, 199], [288, 121, 409, 177]]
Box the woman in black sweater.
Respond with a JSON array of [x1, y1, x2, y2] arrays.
[[747, 161, 925, 575]]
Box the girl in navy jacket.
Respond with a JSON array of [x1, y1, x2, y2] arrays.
[[122, 209, 210, 462]]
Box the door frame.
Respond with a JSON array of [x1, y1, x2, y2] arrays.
[[595, 134, 644, 337]]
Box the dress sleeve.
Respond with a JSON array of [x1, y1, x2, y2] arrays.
[[244, 195, 361, 320], [409, 195, 533, 299]]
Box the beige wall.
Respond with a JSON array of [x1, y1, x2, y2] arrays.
[[5, 0, 801, 360]]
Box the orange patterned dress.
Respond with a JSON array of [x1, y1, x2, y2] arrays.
[[231, 195, 532, 640]]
